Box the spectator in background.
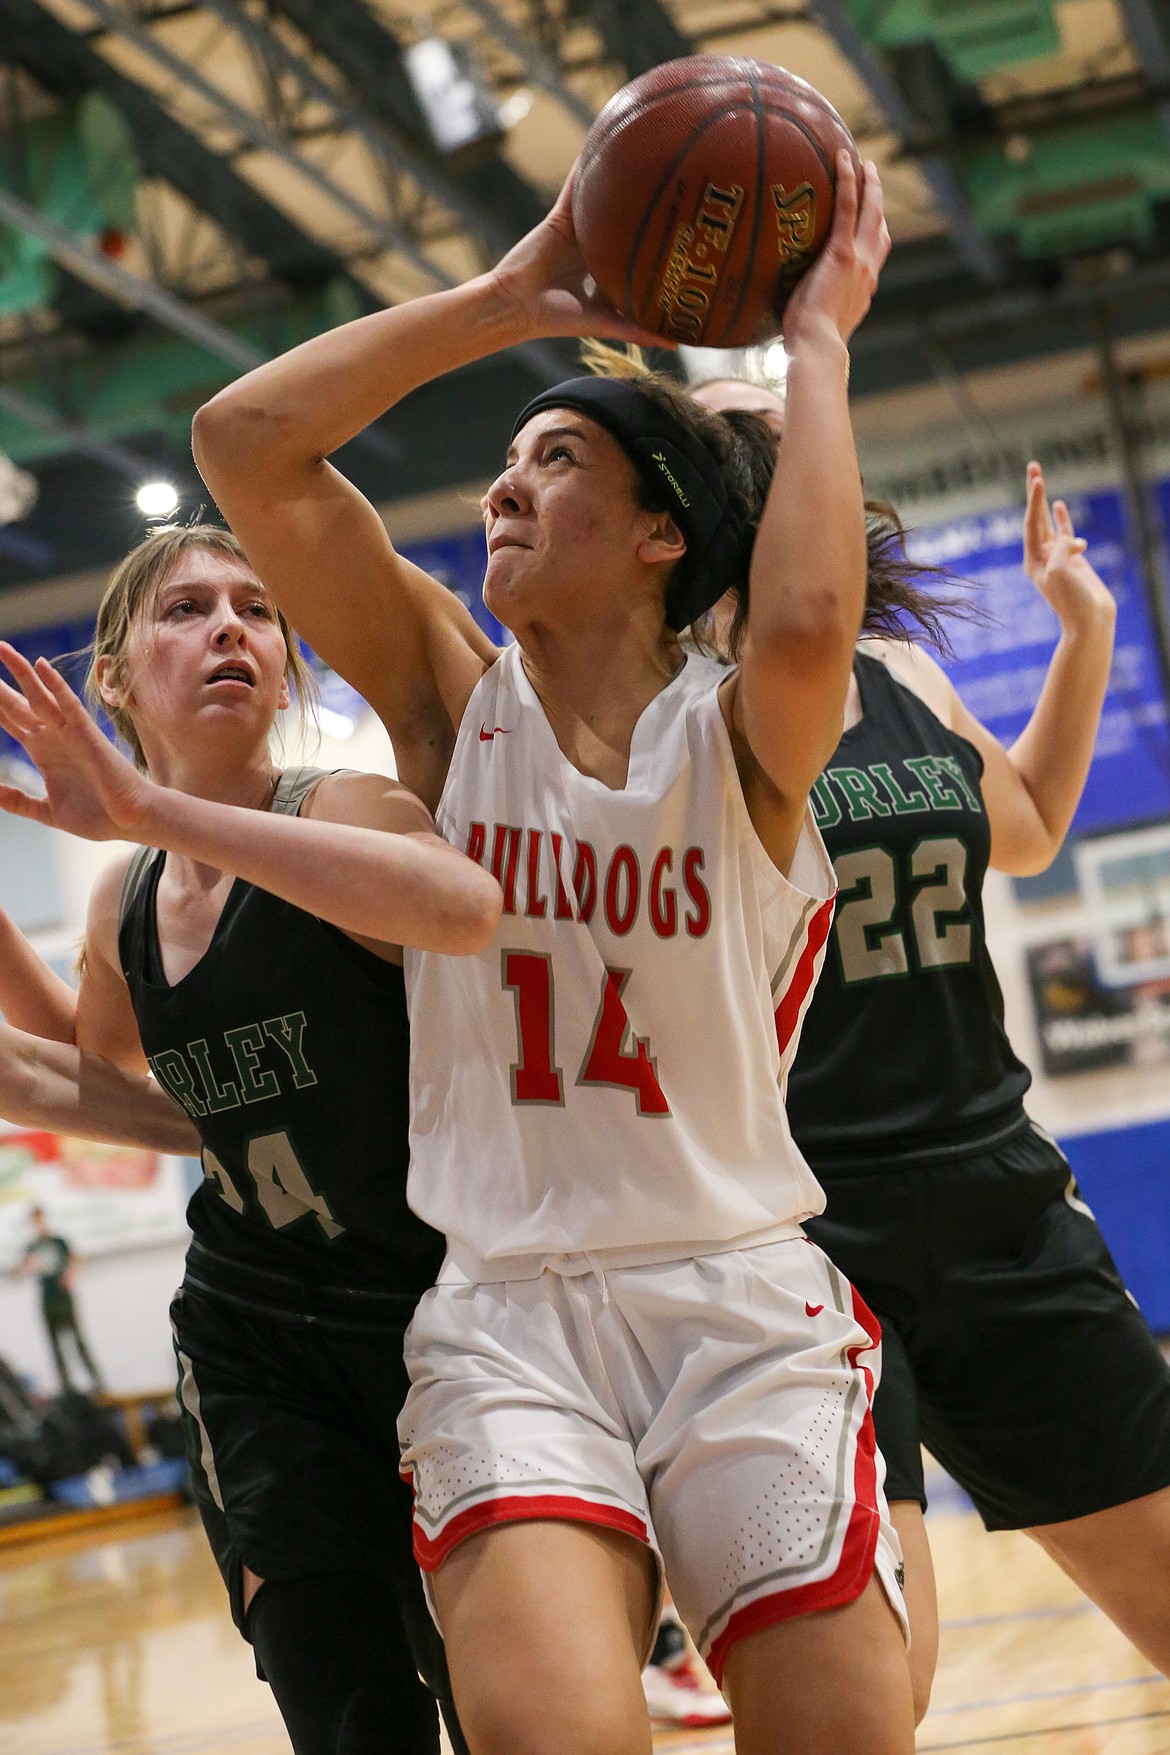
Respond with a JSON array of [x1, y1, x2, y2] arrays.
[[18, 1205, 103, 1394]]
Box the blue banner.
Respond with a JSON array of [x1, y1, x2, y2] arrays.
[[5, 504, 1169, 836], [909, 484, 1170, 835], [1062, 1116, 1170, 1331]]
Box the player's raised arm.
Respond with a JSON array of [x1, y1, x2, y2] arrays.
[[733, 155, 890, 821], [946, 464, 1116, 875], [0, 1019, 199, 1153], [0, 644, 501, 957], [191, 171, 657, 809]]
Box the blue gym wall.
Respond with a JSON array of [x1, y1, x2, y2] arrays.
[[1062, 1119, 1170, 1331]]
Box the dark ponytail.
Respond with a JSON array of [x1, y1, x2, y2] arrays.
[[577, 343, 977, 657], [712, 418, 978, 663], [856, 500, 979, 659]]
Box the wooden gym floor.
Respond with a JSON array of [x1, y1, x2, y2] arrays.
[[3, 1473, 1168, 1755]]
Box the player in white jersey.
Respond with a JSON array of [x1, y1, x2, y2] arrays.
[[192, 153, 914, 1753]]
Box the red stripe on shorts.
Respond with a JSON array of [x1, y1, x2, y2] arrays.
[[705, 1280, 883, 1687], [774, 897, 835, 1059], [411, 1492, 650, 1572]]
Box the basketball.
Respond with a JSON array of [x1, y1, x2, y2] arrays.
[[572, 55, 862, 349]]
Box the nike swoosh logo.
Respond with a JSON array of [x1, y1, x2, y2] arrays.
[[479, 724, 512, 741], [805, 1301, 824, 1318]]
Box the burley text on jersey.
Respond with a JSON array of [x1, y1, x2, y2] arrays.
[[148, 1010, 318, 1118]]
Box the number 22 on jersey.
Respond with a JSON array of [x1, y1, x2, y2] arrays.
[[834, 834, 973, 985], [503, 951, 670, 1117]]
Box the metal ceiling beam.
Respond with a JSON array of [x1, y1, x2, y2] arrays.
[[458, 0, 595, 130], [0, 190, 402, 462], [1094, 298, 1170, 687], [1114, 0, 1170, 138], [0, 186, 265, 370], [0, 382, 156, 478], [0, 299, 368, 464], [849, 247, 1170, 400], [199, 0, 514, 260], [195, 1, 567, 381], [263, 0, 547, 244], [900, 73, 1170, 152], [1, 2, 554, 447], [1117, 0, 1170, 78], [73, 0, 452, 293], [3, 0, 364, 299], [579, 0, 692, 76], [805, 0, 1002, 283]]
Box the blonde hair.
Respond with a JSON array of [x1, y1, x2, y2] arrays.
[[578, 339, 653, 381], [85, 524, 317, 769]]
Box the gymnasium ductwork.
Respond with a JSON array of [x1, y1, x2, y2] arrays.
[[0, 94, 138, 318], [964, 115, 1170, 257], [845, 0, 1060, 81]]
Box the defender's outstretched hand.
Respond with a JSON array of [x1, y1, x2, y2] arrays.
[[0, 643, 152, 842], [1022, 462, 1115, 631]]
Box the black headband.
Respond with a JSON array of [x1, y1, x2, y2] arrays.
[[509, 376, 749, 629]]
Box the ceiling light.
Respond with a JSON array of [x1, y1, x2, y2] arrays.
[[497, 88, 533, 129], [136, 481, 179, 518], [402, 37, 503, 155]]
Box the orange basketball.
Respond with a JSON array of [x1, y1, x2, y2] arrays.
[[572, 55, 862, 349]]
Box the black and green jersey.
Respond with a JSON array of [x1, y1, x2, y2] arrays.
[[118, 769, 444, 1308], [787, 652, 1030, 1171]]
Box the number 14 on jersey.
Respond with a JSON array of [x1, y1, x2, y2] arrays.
[[503, 951, 670, 1117]]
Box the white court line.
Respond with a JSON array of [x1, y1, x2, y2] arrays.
[[940, 1602, 1097, 1631], [929, 1669, 1165, 1715]]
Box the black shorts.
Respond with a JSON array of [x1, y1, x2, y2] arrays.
[[805, 1119, 1170, 1531], [169, 1267, 448, 1702]]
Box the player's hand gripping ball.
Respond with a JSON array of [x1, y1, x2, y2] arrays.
[[571, 55, 863, 348]]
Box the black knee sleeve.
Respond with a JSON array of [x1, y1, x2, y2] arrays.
[[246, 1570, 450, 1755]]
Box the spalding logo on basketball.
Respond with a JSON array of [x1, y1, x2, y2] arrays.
[[572, 55, 862, 349]]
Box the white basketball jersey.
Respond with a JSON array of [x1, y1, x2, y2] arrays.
[[405, 644, 836, 1277]]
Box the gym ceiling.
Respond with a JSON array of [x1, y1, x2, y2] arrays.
[[1, 0, 1169, 591]]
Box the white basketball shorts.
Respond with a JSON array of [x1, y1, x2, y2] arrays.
[[398, 1235, 908, 1683]]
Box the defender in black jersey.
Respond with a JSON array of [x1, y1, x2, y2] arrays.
[[0, 526, 500, 1755], [793, 645, 1170, 1503], [697, 374, 1170, 1724], [119, 771, 447, 1654], [792, 644, 1170, 1711]]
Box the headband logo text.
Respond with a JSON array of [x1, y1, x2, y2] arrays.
[[650, 451, 690, 508]]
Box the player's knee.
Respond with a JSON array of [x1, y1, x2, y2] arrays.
[[904, 1594, 938, 1723], [909, 1659, 933, 1726]]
